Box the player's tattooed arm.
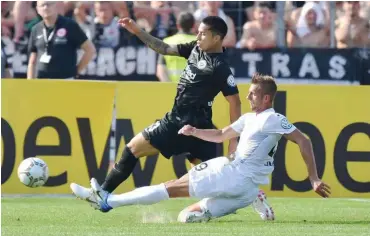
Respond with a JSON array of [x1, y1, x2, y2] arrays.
[[136, 29, 179, 56]]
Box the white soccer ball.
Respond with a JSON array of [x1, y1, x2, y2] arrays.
[[17, 157, 49, 188]]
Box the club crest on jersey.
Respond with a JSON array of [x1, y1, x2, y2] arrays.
[[57, 28, 67, 37], [227, 75, 236, 87], [281, 118, 292, 129], [197, 60, 207, 69]]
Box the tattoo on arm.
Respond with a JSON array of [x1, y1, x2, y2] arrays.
[[136, 29, 179, 56]]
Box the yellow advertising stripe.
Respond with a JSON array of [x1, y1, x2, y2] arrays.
[[1, 81, 369, 197], [1, 80, 116, 194]]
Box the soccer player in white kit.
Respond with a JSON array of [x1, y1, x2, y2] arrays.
[[71, 74, 331, 223]]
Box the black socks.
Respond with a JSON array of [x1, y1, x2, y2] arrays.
[[101, 146, 138, 193]]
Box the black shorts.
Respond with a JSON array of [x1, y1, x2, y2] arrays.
[[142, 113, 218, 162]]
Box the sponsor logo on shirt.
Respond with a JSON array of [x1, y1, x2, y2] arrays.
[[181, 65, 196, 80], [197, 60, 207, 69]]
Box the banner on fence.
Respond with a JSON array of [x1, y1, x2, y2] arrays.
[[2, 36, 369, 83]]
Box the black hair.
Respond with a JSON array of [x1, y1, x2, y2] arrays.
[[201, 16, 228, 40], [255, 2, 273, 11], [177, 12, 195, 33]]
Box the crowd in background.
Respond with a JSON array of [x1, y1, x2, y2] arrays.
[[2, 1, 369, 49], [1, 1, 370, 81]]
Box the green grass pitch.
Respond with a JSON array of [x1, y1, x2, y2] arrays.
[[2, 196, 370, 236]]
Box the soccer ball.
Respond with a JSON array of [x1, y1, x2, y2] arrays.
[[17, 157, 49, 188]]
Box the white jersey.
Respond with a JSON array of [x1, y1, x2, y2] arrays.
[[230, 108, 296, 185]]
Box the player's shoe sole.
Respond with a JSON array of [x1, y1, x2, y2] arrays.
[[252, 190, 275, 221], [70, 183, 99, 209]]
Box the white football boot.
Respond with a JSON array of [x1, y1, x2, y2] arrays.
[[70, 183, 99, 209], [252, 190, 275, 220]]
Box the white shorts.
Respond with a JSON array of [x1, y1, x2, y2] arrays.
[[188, 157, 259, 218]]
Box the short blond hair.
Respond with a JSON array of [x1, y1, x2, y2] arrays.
[[251, 73, 277, 102]]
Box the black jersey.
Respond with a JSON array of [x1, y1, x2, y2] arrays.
[[171, 40, 238, 123], [28, 15, 88, 79]]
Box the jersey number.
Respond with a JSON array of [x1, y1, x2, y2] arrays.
[[146, 121, 160, 133], [195, 163, 208, 171]]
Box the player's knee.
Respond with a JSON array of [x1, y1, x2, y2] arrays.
[[164, 179, 177, 197], [164, 179, 189, 198], [185, 203, 202, 212], [126, 136, 142, 156], [127, 133, 156, 157], [126, 141, 141, 157]]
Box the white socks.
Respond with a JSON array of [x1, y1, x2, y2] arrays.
[[107, 183, 170, 208]]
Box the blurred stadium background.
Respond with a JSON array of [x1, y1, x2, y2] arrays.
[[1, 1, 369, 83], [1, 1, 370, 235]]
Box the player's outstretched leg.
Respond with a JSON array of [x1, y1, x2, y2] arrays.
[[101, 133, 159, 193], [252, 189, 275, 220], [89, 174, 190, 212], [71, 133, 158, 205]]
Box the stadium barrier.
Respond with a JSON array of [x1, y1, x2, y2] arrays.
[[3, 34, 369, 84], [2, 80, 370, 197]]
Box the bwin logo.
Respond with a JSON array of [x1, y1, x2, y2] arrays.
[[182, 65, 196, 80]]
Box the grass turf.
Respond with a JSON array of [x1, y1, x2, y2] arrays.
[[2, 197, 370, 236]]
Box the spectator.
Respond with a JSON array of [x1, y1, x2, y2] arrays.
[[73, 2, 94, 40], [239, 2, 276, 50], [148, 1, 178, 40], [156, 12, 196, 82], [360, 2, 370, 20], [335, 1, 370, 20], [1, 1, 14, 38], [335, 1, 370, 48], [245, 1, 277, 22], [27, 1, 95, 79], [110, 2, 181, 39], [1, 41, 11, 78], [194, 1, 236, 47], [63, 1, 76, 18], [111, 1, 130, 18], [93, 2, 121, 48], [287, 2, 330, 48], [223, 1, 254, 38], [11, 1, 41, 43], [12, 1, 32, 43]]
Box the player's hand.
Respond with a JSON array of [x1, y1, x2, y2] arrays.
[[118, 18, 141, 35], [178, 125, 196, 136], [311, 180, 331, 198]]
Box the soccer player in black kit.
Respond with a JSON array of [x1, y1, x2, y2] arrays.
[[71, 16, 275, 221]]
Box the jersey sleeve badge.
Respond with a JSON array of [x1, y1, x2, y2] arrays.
[[227, 75, 236, 87], [281, 118, 293, 129]]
